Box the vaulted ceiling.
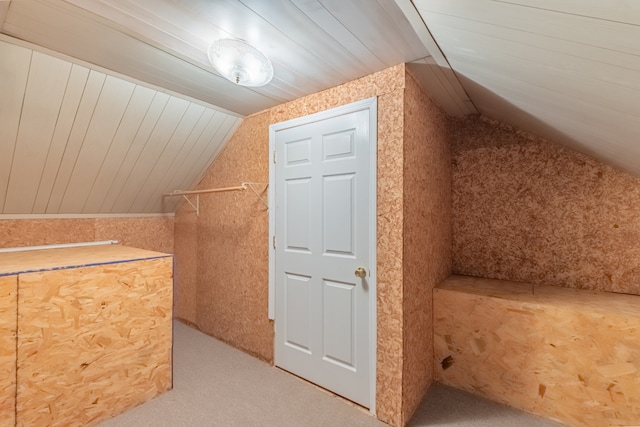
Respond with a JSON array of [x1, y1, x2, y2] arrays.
[[0, 0, 638, 214]]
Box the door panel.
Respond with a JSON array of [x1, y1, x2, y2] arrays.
[[284, 273, 312, 353], [322, 279, 356, 369], [272, 99, 376, 408], [323, 173, 355, 256], [285, 178, 311, 252]]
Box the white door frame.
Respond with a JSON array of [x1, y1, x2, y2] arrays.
[[268, 97, 377, 413]]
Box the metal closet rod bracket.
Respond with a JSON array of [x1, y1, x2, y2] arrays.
[[164, 182, 268, 216]]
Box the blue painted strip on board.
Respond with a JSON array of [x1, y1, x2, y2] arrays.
[[0, 255, 172, 277]]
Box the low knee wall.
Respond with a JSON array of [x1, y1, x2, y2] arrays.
[[434, 275, 640, 427]]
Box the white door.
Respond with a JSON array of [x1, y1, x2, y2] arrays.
[[270, 98, 376, 409]]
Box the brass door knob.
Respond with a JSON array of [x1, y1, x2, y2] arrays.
[[355, 267, 367, 278]]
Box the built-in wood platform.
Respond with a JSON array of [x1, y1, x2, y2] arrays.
[[0, 244, 173, 426], [434, 275, 640, 427]]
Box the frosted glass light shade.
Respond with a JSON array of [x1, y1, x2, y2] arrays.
[[207, 39, 274, 87]]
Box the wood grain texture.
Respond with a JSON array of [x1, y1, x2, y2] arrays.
[[0, 275, 16, 426], [0, 216, 175, 254], [0, 243, 169, 276], [192, 109, 272, 363], [400, 72, 452, 424], [174, 64, 452, 426], [375, 89, 405, 427], [0, 219, 96, 249], [452, 115, 640, 294], [94, 217, 174, 254], [434, 275, 640, 427], [173, 211, 198, 325], [16, 256, 173, 427]]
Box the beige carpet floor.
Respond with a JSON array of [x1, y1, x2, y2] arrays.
[[101, 321, 562, 427]]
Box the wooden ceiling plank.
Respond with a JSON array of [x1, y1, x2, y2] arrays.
[[45, 70, 106, 214], [0, 1, 9, 28], [430, 23, 640, 115], [81, 84, 157, 214], [160, 114, 242, 213], [417, 0, 640, 57], [426, 10, 640, 74], [169, 113, 233, 192], [496, 0, 640, 27], [155, 0, 354, 89], [413, 56, 478, 115], [407, 58, 468, 116], [4, 52, 72, 214], [65, 0, 212, 63], [31, 64, 90, 214], [99, 92, 170, 213], [158, 110, 225, 212], [318, 0, 429, 63], [242, 0, 375, 75], [2, 0, 275, 115], [168, 114, 241, 200], [108, 96, 190, 213], [291, 0, 386, 70], [393, 0, 478, 115], [142, 108, 217, 213], [58, 76, 136, 214], [0, 40, 30, 213], [450, 60, 640, 174], [131, 102, 207, 213]]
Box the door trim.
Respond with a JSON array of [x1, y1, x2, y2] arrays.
[[268, 97, 377, 414]]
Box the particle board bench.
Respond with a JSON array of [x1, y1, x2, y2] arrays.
[[434, 274, 640, 427], [0, 244, 173, 426]]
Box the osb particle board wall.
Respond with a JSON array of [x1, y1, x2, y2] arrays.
[[434, 275, 640, 426], [452, 116, 640, 294], [17, 254, 173, 426], [173, 64, 452, 427], [401, 71, 452, 424], [0, 216, 174, 254], [177, 109, 272, 362], [0, 275, 16, 426]]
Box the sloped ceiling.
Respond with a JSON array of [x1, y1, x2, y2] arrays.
[[408, 0, 640, 177], [0, 38, 241, 215], [0, 0, 471, 117], [0, 0, 638, 215], [0, 0, 471, 215]]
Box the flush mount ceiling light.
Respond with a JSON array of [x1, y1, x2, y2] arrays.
[[207, 38, 274, 87]]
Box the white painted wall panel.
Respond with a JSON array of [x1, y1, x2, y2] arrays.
[[46, 70, 106, 213], [427, 23, 640, 113], [32, 64, 90, 213], [161, 114, 241, 213], [0, 41, 30, 210], [98, 92, 170, 213], [130, 102, 205, 212], [0, 38, 242, 214], [142, 108, 214, 212], [3, 52, 71, 214], [82, 85, 157, 213], [498, 0, 640, 26], [109, 96, 189, 213], [59, 76, 136, 213], [0, 1, 9, 26]]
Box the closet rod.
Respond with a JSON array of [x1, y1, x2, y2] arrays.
[[165, 182, 268, 215], [165, 185, 246, 196]]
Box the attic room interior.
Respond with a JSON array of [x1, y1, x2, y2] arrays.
[[0, 0, 639, 426]]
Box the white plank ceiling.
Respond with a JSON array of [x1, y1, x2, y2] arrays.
[[0, 0, 639, 214], [0, 0, 471, 215], [0, 38, 241, 215], [412, 0, 640, 177]]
